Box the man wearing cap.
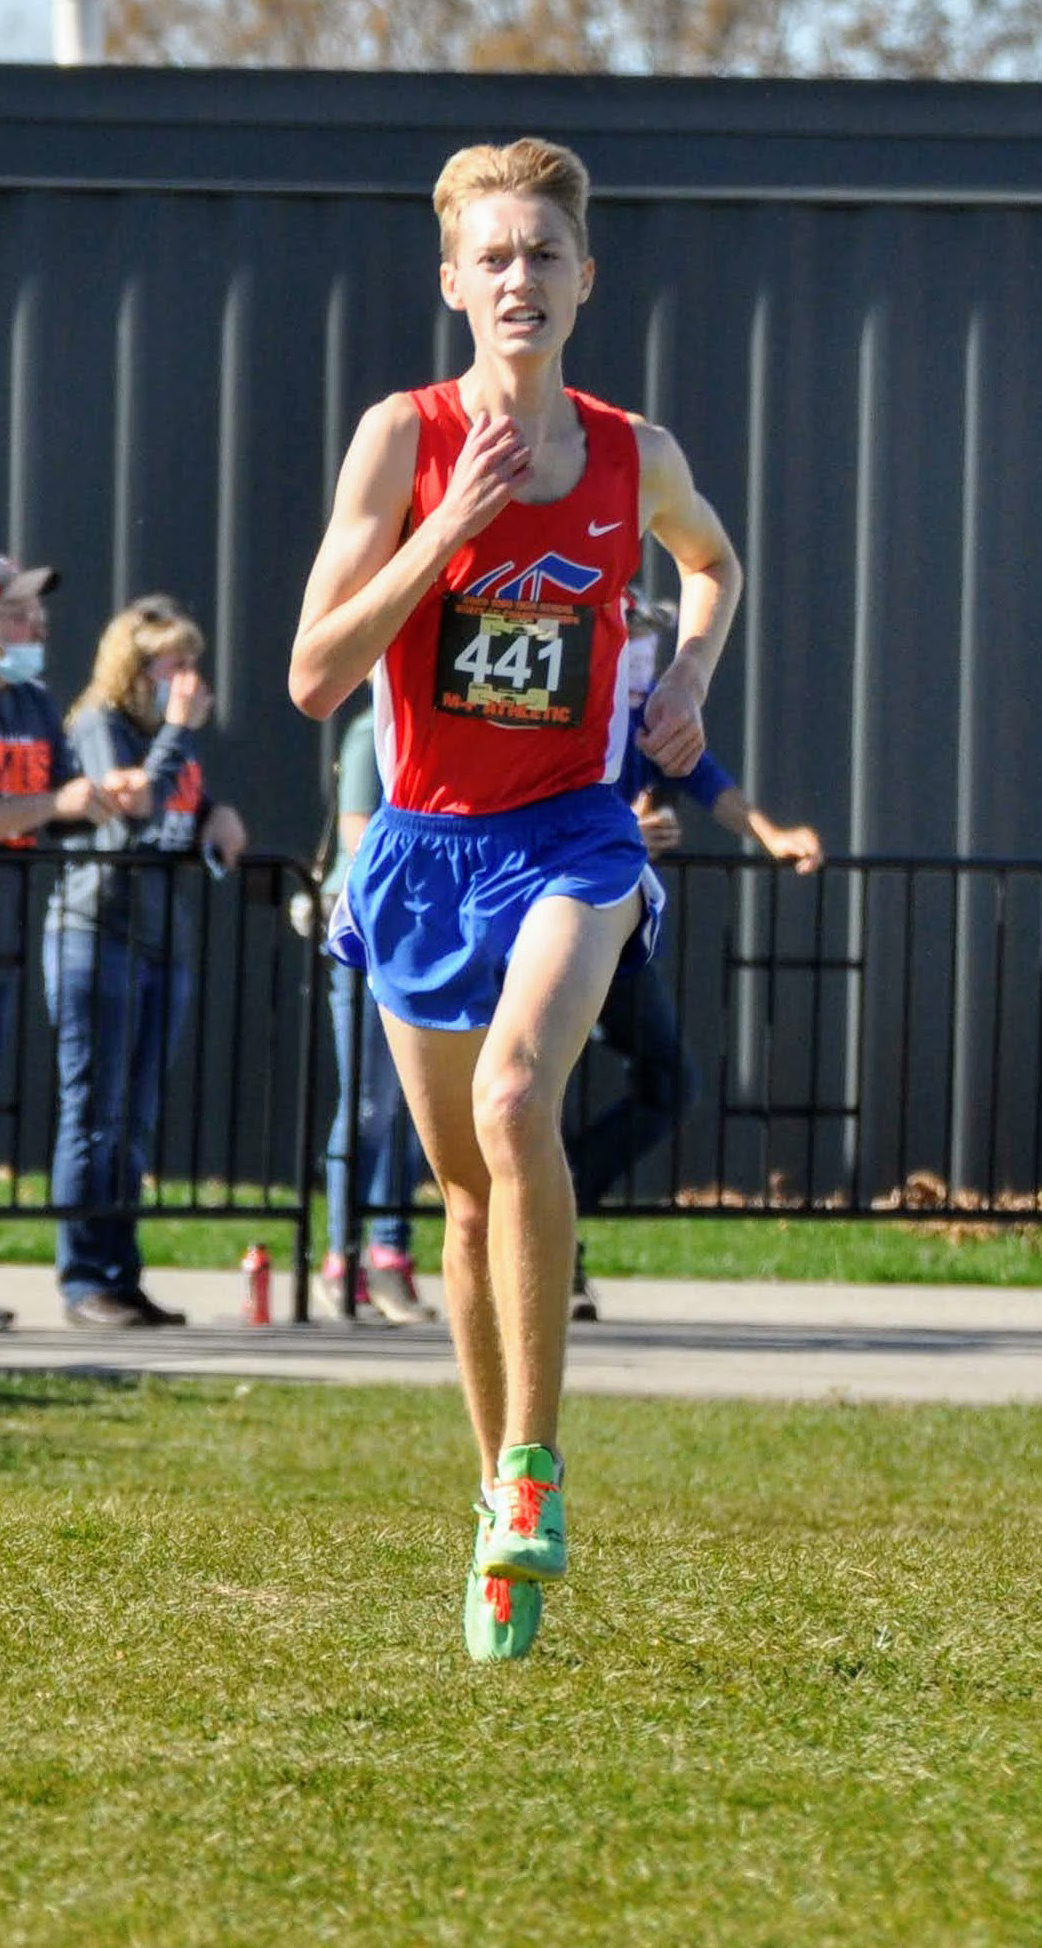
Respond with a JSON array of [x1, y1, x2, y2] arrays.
[[0, 556, 119, 847], [1, 556, 121, 1186]]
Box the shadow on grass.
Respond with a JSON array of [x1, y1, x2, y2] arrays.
[[0, 1371, 148, 1410]]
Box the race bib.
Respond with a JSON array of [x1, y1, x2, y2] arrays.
[[434, 593, 593, 730]]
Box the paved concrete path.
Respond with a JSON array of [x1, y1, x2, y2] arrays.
[[3, 1263, 1042, 1402]]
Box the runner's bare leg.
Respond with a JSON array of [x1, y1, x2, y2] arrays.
[[382, 889, 639, 1473], [472, 891, 641, 1454], [377, 1017, 505, 1485]]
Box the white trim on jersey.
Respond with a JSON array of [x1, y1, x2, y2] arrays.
[[370, 659, 396, 800], [600, 596, 633, 785]]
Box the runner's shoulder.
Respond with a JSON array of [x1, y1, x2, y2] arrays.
[[342, 392, 422, 502], [358, 389, 422, 443], [627, 412, 682, 470]]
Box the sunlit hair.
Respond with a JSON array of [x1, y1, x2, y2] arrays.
[[433, 137, 590, 262], [67, 594, 204, 731]]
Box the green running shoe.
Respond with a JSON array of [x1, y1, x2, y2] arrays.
[[464, 1506, 543, 1662], [477, 1444, 567, 1583]]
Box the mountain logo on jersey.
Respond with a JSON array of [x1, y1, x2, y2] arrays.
[[465, 554, 602, 605]]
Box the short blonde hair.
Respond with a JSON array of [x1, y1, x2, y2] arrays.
[[433, 137, 590, 262], [68, 593, 204, 730]]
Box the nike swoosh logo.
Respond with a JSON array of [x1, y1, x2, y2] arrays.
[[588, 519, 623, 537]]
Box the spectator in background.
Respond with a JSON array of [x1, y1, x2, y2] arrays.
[[44, 594, 248, 1329], [568, 588, 823, 1320], [0, 555, 120, 1069], [313, 701, 433, 1326]]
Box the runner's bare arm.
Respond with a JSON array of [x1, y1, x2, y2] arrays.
[[633, 418, 743, 775], [289, 396, 531, 719]]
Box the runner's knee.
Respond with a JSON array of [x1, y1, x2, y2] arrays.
[[442, 1184, 490, 1260], [473, 1061, 554, 1173]]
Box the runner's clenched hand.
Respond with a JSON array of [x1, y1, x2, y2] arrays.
[[636, 661, 707, 777], [437, 410, 533, 547]]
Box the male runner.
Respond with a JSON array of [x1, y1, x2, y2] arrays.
[[289, 137, 742, 1660]]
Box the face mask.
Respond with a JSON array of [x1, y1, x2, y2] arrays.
[[0, 641, 45, 685], [627, 629, 659, 702], [153, 677, 172, 715]]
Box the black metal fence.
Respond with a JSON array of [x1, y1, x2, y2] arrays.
[[572, 854, 1042, 1223], [2, 849, 1040, 1323]]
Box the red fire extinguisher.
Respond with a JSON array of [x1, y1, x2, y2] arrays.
[[241, 1242, 272, 1326]]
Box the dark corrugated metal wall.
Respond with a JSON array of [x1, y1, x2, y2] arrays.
[[3, 71, 1041, 1191], [4, 72, 1041, 863]]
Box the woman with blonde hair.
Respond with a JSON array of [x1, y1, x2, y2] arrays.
[[45, 594, 247, 1329]]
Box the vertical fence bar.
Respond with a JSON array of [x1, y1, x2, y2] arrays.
[[763, 867, 779, 1204], [668, 856, 690, 1204], [804, 863, 827, 1210], [1033, 874, 1042, 1212], [257, 872, 282, 1206], [895, 865, 916, 1195], [715, 861, 736, 1208], [942, 864, 960, 1200], [223, 866, 249, 1203], [148, 857, 179, 1203], [986, 870, 1008, 1208], [44, 868, 68, 1206], [10, 856, 32, 1187], [851, 867, 870, 1211], [113, 893, 136, 1206], [188, 864, 212, 1202]]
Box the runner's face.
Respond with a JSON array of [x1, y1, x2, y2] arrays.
[[441, 192, 593, 358]]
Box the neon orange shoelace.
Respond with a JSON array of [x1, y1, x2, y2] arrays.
[[500, 1475, 552, 1537], [484, 1576, 513, 1624]]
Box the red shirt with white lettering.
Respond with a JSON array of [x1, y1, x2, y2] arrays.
[[0, 678, 79, 849], [371, 379, 641, 816]]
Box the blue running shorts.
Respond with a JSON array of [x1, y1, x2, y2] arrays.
[[327, 783, 665, 1032]]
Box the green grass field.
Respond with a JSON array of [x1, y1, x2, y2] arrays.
[[3, 1176, 1042, 1285], [2, 1377, 1041, 1946]]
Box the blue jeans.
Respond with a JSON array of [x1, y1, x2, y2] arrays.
[[566, 958, 699, 1210], [326, 958, 423, 1255], [43, 927, 191, 1302], [0, 965, 16, 1162]]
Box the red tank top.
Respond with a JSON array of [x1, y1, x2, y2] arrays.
[[371, 379, 641, 816]]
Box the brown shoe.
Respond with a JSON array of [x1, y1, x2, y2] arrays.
[[127, 1289, 188, 1328], [65, 1293, 151, 1329]]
